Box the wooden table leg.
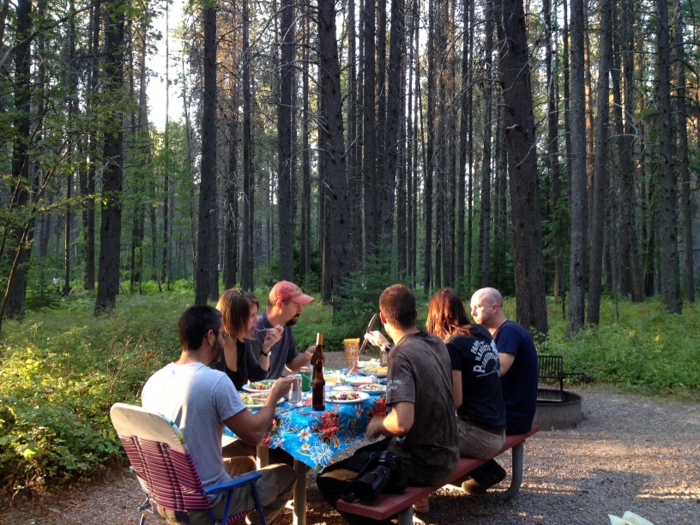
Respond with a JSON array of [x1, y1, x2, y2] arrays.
[[293, 459, 309, 525], [256, 445, 270, 469]]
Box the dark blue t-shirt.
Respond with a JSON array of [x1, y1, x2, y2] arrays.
[[494, 320, 538, 434]]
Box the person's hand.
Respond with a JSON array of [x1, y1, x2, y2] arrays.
[[262, 325, 283, 353], [365, 330, 389, 349], [268, 376, 294, 404], [365, 415, 384, 439], [303, 346, 315, 363]]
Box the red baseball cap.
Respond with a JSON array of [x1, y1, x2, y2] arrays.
[[269, 281, 315, 305]]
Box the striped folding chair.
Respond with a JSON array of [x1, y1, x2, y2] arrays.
[[110, 403, 266, 525]]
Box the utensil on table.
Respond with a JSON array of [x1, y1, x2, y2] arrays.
[[358, 313, 378, 355]]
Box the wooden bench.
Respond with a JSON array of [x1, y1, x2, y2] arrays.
[[336, 426, 539, 525]]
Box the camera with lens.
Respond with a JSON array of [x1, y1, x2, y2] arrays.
[[344, 450, 408, 504]]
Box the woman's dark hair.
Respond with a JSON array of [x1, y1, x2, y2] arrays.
[[217, 289, 259, 341], [425, 288, 473, 341], [379, 284, 417, 329], [178, 305, 222, 350]]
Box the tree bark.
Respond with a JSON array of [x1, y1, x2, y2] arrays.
[[494, 0, 548, 336], [95, 0, 126, 315], [567, 0, 588, 336], [277, 0, 294, 281], [656, 0, 682, 314], [195, 4, 218, 305], [673, 0, 694, 303], [587, 0, 612, 326], [318, 0, 351, 304]]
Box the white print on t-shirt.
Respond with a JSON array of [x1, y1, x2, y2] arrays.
[[471, 340, 501, 376], [386, 379, 403, 391]]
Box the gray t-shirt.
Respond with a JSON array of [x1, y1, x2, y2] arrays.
[[255, 311, 299, 379], [386, 331, 459, 485], [141, 362, 246, 488]]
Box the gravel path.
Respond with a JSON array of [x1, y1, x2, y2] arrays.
[[2, 385, 698, 525]]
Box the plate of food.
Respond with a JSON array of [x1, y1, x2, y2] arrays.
[[239, 393, 266, 408], [239, 392, 284, 408], [358, 383, 386, 395], [362, 365, 388, 377], [243, 379, 276, 393], [345, 375, 375, 386], [326, 391, 370, 404]]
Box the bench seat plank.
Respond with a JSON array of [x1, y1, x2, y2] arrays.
[[336, 426, 539, 522]]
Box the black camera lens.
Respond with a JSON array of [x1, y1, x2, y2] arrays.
[[354, 464, 392, 503]]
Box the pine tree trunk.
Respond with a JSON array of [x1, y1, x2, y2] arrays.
[[494, 0, 548, 335], [656, 0, 682, 314]]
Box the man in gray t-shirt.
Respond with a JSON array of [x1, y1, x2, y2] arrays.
[[317, 285, 459, 523], [142, 305, 297, 525]]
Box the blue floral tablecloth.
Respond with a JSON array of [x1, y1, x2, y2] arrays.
[[225, 396, 387, 471]]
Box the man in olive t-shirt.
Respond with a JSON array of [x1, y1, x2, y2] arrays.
[[316, 285, 459, 524]]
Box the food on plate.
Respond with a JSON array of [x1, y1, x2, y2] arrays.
[[359, 383, 386, 393], [363, 365, 388, 376], [239, 393, 265, 406], [246, 379, 275, 391], [327, 391, 362, 401], [345, 375, 375, 386]]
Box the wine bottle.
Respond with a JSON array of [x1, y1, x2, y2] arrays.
[[312, 333, 325, 410]]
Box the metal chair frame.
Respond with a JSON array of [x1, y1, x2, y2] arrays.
[[110, 402, 267, 525]]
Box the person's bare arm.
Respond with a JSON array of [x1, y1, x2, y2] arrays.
[[365, 401, 414, 439], [287, 347, 314, 372], [223, 376, 294, 445], [451, 370, 463, 409], [499, 353, 515, 376]]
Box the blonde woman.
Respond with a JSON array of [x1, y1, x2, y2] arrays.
[[211, 289, 283, 390]]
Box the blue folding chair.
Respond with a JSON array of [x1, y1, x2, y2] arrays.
[[110, 403, 267, 525]]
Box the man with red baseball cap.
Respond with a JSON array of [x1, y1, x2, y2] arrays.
[[254, 281, 316, 378]]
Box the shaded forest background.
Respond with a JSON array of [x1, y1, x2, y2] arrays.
[[1, 0, 698, 337]]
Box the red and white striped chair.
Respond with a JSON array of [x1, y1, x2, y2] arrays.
[[110, 403, 266, 525]]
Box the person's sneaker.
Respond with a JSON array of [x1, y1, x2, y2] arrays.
[[461, 464, 507, 494], [413, 496, 430, 513]]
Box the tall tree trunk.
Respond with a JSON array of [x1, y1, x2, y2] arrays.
[[385, 0, 404, 268], [494, 0, 548, 335], [300, 9, 311, 281], [241, 0, 255, 291], [656, 0, 681, 314], [587, 0, 612, 326], [479, 0, 494, 287], [318, 0, 351, 304], [362, 0, 378, 257], [616, 0, 644, 302], [223, 77, 239, 289], [195, 4, 218, 305], [674, 0, 694, 303], [83, 1, 100, 291], [3, 0, 33, 321], [424, 0, 437, 295], [567, 0, 588, 336], [95, 0, 126, 315], [544, 0, 564, 299], [277, 0, 294, 280]]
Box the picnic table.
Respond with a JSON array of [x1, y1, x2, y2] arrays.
[[225, 393, 387, 524]]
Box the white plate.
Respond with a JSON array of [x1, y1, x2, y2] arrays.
[[345, 375, 375, 386], [326, 391, 370, 404], [243, 379, 276, 393], [332, 385, 354, 392], [239, 393, 283, 408], [359, 383, 386, 395]]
